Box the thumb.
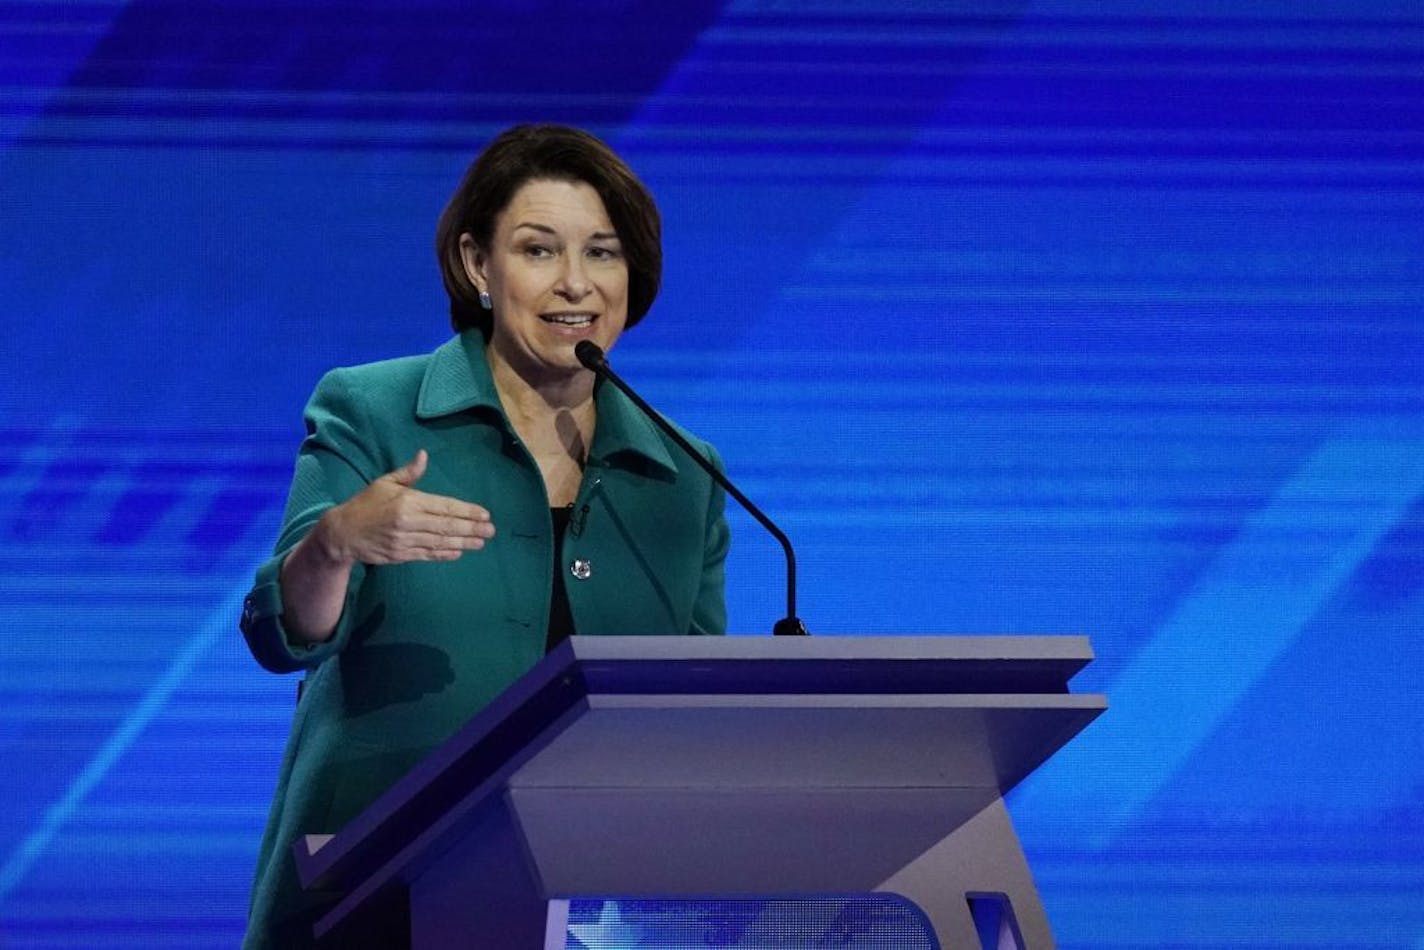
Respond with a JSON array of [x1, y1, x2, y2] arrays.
[[386, 449, 428, 487]]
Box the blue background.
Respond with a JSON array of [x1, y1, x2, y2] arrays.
[[2, 1, 1422, 946]]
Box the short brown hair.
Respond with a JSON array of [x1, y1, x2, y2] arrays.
[[436, 124, 662, 336]]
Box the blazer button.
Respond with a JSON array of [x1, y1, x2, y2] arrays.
[[569, 558, 592, 580]]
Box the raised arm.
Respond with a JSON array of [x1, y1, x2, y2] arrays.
[[279, 449, 495, 644]]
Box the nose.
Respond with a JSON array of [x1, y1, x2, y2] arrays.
[[555, 255, 591, 301]]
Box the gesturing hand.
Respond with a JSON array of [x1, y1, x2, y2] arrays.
[[318, 450, 496, 565]]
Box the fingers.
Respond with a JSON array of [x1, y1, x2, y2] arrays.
[[416, 492, 494, 525], [386, 449, 429, 488], [386, 492, 494, 537], [395, 517, 496, 547], [392, 529, 492, 562], [368, 494, 496, 565], [353, 524, 492, 566], [382, 454, 492, 522], [340, 450, 500, 566]]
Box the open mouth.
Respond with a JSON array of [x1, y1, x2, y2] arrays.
[[541, 312, 596, 328]]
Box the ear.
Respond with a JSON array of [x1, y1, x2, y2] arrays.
[[458, 233, 488, 294]]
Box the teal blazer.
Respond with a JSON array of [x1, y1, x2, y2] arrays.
[[239, 331, 728, 947]]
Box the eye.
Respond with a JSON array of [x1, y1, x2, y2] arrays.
[[524, 244, 553, 259], [587, 245, 623, 261]]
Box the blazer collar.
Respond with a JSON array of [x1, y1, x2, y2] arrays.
[[417, 332, 678, 476], [416, 332, 503, 418]]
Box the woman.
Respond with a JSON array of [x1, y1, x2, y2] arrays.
[[239, 124, 729, 948]]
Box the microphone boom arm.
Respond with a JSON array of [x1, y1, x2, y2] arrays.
[[576, 341, 808, 637]]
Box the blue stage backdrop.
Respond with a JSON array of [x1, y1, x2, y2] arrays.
[[2, 2, 1422, 947]]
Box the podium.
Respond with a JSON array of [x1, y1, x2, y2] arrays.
[[293, 636, 1105, 949]]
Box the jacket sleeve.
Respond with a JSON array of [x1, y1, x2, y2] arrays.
[[240, 368, 379, 673], [689, 442, 730, 636]]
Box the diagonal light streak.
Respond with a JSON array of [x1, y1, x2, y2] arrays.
[[1017, 436, 1424, 847], [0, 583, 252, 901]]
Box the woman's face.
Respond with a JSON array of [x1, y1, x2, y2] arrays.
[[462, 178, 629, 382]]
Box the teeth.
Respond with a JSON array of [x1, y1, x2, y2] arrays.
[[544, 313, 593, 326]]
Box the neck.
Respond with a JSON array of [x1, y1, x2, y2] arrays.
[[486, 346, 597, 456]]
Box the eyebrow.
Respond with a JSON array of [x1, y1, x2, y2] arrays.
[[512, 223, 620, 241]]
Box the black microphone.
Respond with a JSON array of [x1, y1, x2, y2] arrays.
[[576, 340, 808, 637]]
